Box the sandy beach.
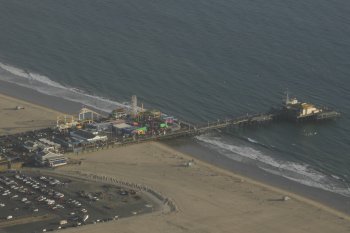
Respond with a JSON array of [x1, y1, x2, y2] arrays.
[[0, 93, 61, 135], [53, 142, 350, 233], [1, 92, 350, 232]]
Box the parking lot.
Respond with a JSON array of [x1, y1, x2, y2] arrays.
[[0, 171, 155, 233]]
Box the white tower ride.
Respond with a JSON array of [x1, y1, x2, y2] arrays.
[[131, 95, 138, 117]]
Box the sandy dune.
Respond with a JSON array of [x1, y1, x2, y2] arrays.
[[56, 142, 350, 233]]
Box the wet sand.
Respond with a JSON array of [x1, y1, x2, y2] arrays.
[[0, 80, 107, 115], [0, 80, 82, 115], [166, 137, 350, 215]]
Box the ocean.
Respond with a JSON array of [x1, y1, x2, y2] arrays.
[[0, 0, 349, 200]]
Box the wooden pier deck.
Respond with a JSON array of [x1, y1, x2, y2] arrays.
[[194, 113, 275, 133], [77, 109, 339, 153], [80, 113, 275, 151]]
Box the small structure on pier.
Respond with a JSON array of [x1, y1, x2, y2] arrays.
[[279, 92, 340, 121]]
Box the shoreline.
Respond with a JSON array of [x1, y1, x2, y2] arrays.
[[0, 80, 103, 115], [59, 141, 350, 233], [165, 139, 350, 217], [66, 139, 350, 221], [0, 93, 63, 116], [156, 142, 350, 220], [0, 87, 64, 135], [166, 138, 350, 216], [0, 81, 349, 220]]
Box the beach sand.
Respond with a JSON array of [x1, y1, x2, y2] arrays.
[[55, 142, 350, 233], [0, 93, 61, 135], [1, 93, 350, 233]]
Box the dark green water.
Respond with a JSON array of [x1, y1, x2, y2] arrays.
[[0, 0, 349, 196]]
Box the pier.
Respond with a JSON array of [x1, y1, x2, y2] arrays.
[[0, 94, 341, 167], [195, 113, 275, 132], [104, 113, 276, 145], [73, 107, 339, 153]]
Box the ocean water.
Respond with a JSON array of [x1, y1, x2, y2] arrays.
[[0, 0, 350, 196]]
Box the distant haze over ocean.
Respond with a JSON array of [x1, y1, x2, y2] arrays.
[[0, 0, 349, 197]]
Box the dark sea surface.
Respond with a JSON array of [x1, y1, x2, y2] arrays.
[[0, 0, 350, 199]]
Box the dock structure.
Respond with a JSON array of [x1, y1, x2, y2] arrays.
[[107, 94, 339, 144], [73, 113, 276, 152], [308, 110, 340, 121], [194, 113, 274, 133], [78, 106, 340, 151], [0, 94, 341, 161], [111, 113, 276, 144]]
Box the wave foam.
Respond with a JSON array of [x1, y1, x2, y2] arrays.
[[196, 134, 350, 197], [0, 62, 128, 113], [247, 137, 258, 144], [0, 63, 66, 89]]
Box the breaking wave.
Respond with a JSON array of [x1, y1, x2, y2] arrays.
[[0, 62, 128, 113], [196, 134, 350, 197], [247, 137, 258, 144]]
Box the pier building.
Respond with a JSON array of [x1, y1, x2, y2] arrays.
[[273, 93, 341, 121]]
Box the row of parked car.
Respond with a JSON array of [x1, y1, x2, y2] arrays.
[[0, 173, 89, 228]]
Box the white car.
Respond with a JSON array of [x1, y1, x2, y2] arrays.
[[6, 215, 13, 220]]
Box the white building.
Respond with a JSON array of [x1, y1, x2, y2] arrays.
[[36, 152, 67, 167]]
